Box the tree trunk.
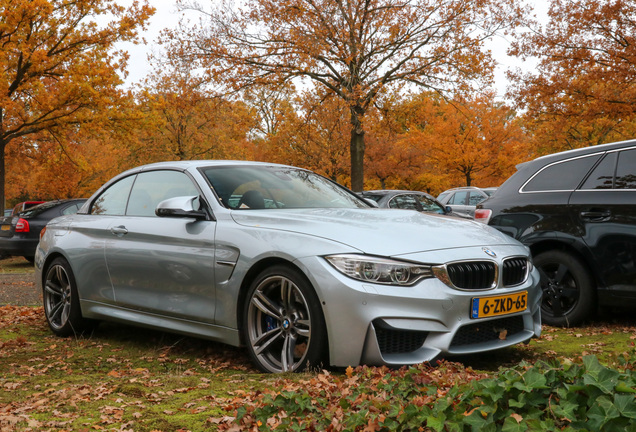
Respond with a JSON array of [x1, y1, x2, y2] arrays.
[[349, 106, 365, 192]]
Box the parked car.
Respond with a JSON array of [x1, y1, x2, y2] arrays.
[[359, 190, 469, 218], [0, 199, 85, 262], [437, 187, 497, 218], [36, 161, 541, 373], [0, 200, 45, 231], [10, 200, 45, 215], [475, 140, 636, 327]]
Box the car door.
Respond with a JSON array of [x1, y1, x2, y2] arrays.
[[446, 191, 470, 216], [570, 147, 636, 299], [102, 170, 218, 323]]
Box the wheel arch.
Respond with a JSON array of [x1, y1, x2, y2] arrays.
[[39, 251, 69, 287], [236, 257, 327, 346], [528, 239, 602, 289]]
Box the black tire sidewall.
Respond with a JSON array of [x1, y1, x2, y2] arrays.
[[243, 265, 328, 372], [43, 257, 87, 337], [535, 250, 595, 327]]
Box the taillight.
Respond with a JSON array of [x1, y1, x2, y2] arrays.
[[474, 209, 492, 224], [15, 218, 30, 233]]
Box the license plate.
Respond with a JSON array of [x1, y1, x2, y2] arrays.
[[1, 225, 9, 231], [471, 291, 527, 319]]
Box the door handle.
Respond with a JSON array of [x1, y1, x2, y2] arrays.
[[580, 210, 611, 222], [110, 225, 129, 236]]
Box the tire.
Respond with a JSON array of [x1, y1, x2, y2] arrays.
[[43, 257, 95, 337], [243, 265, 327, 373], [534, 250, 595, 327]]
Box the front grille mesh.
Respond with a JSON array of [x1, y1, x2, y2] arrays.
[[447, 261, 496, 289], [502, 258, 529, 286], [450, 316, 525, 348], [375, 325, 428, 355]]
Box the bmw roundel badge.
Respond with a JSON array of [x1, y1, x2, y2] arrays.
[[482, 247, 497, 258]]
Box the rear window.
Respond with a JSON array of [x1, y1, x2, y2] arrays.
[[20, 201, 58, 217], [522, 154, 601, 192], [615, 148, 636, 189], [580, 153, 616, 189]]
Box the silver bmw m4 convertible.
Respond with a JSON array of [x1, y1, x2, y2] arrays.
[[35, 161, 541, 373]]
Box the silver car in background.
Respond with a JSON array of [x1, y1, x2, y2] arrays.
[[36, 161, 541, 373]]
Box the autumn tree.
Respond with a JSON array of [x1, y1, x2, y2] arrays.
[[5, 122, 131, 202], [133, 58, 258, 165], [393, 92, 528, 189], [172, 0, 525, 191], [257, 90, 351, 182], [363, 99, 429, 190], [509, 0, 636, 153], [0, 0, 154, 211]]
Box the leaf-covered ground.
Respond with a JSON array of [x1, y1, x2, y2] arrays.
[[0, 305, 635, 431]]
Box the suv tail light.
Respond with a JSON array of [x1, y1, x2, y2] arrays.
[[474, 209, 492, 224], [15, 218, 30, 233]]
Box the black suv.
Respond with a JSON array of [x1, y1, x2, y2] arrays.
[[475, 140, 636, 327]]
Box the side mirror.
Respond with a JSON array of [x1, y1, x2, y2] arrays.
[[445, 206, 452, 214], [156, 196, 208, 220]]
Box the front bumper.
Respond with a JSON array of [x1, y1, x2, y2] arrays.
[[296, 247, 542, 368]]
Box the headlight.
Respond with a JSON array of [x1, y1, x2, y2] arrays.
[[325, 254, 433, 286]]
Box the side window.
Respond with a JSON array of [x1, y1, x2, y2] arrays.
[[449, 192, 468, 205], [523, 155, 601, 192], [389, 195, 419, 210], [416, 195, 444, 213], [91, 175, 136, 215], [126, 170, 200, 217], [61, 203, 82, 215], [615, 149, 636, 189], [468, 192, 486, 205], [581, 153, 616, 189]]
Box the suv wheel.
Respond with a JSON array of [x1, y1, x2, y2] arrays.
[[535, 250, 595, 327]]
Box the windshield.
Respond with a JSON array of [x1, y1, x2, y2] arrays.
[[201, 165, 369, 210]]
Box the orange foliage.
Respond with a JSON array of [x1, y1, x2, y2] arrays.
[[365, 92, 530, 194], [0, 0, 154, 209], [134, 68, 258, 165], [509, 0, 636, 153], [256, 90, 351, 184], [170, 0, 524, 190]]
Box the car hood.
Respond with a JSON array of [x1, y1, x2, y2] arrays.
[[230, 208, 521, 256]]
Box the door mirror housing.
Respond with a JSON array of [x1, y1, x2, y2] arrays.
[[156, 196, 208, 220]]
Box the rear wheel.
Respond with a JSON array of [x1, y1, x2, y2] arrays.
[[43, 257, 95, 336], [535, 250, 595, 327], [244, 265, 327, 373]]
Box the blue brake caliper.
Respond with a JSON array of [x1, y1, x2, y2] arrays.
[[266, 316, 279, 332]]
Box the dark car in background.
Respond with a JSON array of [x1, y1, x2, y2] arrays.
[[437, 186, 497, 218], [11, 201, 45, 215], [475, 140, 636, 327], [0, 199, 86, 262], [1, 200, 45, 226], [359, 190, 469, 218]]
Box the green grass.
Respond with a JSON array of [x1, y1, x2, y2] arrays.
[[1, 306, 635, 431]]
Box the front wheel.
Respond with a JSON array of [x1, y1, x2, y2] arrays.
[[535, 250, 595, 327], [244, 265, 327, 373], [43, 257, 96, 336]]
